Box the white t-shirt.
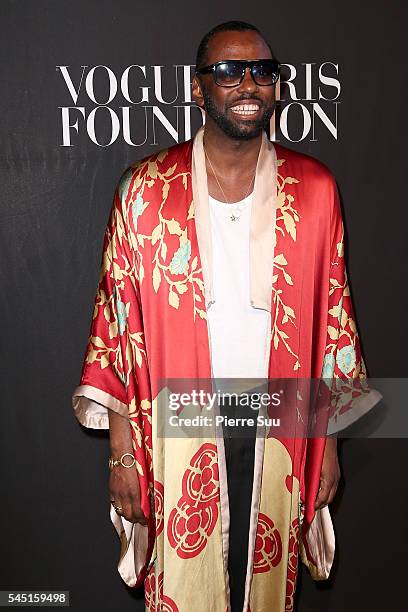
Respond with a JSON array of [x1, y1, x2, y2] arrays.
[[207, 193, 271, 379]]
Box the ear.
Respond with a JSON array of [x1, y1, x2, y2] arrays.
[[192, 74, 205, 109]]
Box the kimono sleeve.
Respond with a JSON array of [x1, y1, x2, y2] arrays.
[[72, 169, 142, 429], [300, 176, 383, 583], [320, 178, 382, 434], [71, 170, 156, 588]]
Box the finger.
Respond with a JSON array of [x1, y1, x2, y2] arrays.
[[111, 495, 126, 516], [326, 480, 339, 505], [316, 478, 338, 509], [133, 512, 148, 525], [119, 499, 134, 522], [118, 496, 145, 525], [314, 480, 330, 510], [128, 499, 148, 524], [109, 483, 146, 523]]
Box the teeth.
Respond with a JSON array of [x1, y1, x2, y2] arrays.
[[231, 104, 260, 115]]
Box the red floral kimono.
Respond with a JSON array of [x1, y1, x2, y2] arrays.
[[72, 125, 380, 611]]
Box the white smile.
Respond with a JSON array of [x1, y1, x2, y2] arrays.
[[230, 104, 260, 116]]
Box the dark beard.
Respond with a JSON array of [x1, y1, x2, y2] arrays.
[[202, 87, 275, 141]]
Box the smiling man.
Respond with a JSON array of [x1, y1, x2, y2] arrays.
[[72, 20, 379, 612]]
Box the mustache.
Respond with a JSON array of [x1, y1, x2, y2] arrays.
[[229, 95, 265, 107]]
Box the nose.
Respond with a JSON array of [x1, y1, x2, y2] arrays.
[[237, 66, 258, 92]]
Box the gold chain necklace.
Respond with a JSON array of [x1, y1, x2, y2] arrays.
[[204, 147, 256, 222]]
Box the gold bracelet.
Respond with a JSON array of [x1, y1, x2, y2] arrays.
[[108, 452, 136, 471]]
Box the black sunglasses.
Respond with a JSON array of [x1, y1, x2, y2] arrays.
[[195, 59, 280, 87]]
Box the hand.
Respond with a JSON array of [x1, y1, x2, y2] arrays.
[[107, 409, 147, 525], [314, 437, 341, 511], [109, 464, 147, 525]]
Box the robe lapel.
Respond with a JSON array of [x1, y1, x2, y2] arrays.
[[191, 126, 279, 609], [191, 125, 277, 313]]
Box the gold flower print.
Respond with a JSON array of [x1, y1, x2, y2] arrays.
[[120, 154, 206, 320], [272, 159, 301, 371]]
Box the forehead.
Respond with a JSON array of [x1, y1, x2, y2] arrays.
[[205, 30, 272, 64]]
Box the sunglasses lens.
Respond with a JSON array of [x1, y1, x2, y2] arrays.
[[253, 61, 280, 85], [215, 62, 243, 86]]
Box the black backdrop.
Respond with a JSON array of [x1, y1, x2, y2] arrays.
[[1, 1, 407, 610]]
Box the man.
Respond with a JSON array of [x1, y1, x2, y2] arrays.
[[72, 20, 380, 612]]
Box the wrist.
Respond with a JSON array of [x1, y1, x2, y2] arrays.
[[108, 452, 137, 472]]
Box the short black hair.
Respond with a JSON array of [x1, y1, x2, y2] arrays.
[[195, 20, 275, 70]]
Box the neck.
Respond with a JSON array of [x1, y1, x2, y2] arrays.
[[202, 119, 263, 177]]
